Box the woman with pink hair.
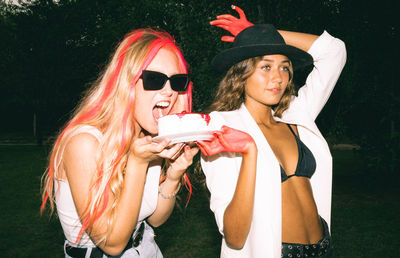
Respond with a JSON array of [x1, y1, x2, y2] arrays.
[[41, 28, 198, 257]]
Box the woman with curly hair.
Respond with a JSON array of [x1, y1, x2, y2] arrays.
[[41, 28, 198, 257], [197, 6, 346, 257]]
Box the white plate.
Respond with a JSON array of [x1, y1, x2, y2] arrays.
[[153, 130, 214, 145]]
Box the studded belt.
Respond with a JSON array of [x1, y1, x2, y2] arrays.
[[281, 217, 333, 257], [65, 221, 145, 258]]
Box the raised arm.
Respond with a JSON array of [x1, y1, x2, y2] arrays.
[[278, 30, 318, 52], [210, 6, 346, 119], [210, 5, 318, 50], [294, 31, 347, 119]]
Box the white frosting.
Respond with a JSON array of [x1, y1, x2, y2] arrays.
[[158, 113, 210, 136]]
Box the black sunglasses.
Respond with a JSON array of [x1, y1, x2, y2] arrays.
[[140, 70, 190, 92]]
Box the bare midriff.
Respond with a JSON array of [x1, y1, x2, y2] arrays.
[[257, 121, 324, 244], [281, 177, 323, 244]]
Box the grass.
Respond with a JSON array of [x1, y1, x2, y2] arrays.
[[330, 150, 400, 257], [0, 146, 398, 257]]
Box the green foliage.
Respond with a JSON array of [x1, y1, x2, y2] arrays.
[[0, 0, 398, 173]]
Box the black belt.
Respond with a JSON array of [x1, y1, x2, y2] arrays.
[[281, 217, 333, 257], [66, 222, 145, 258]]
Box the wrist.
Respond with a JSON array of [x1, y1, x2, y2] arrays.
[[164, 176, 181, 184], [165, 166, 185, 182], [125, 155, 149, 176], [158, 181, 181, 199], [128, 151, 150, 166], [243, 142, 257, 155], [243, 141, 258, 154]]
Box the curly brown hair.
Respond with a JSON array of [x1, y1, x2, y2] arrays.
[[209, 56, 295, 118]]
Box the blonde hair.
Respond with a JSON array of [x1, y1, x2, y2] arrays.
[[209, 56, 294, 117], [41, 28, 191, 244]]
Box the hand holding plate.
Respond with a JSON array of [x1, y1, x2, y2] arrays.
[[196, 126, 255, 156]]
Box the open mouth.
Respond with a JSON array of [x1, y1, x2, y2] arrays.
[[153, 101, 170, 122]]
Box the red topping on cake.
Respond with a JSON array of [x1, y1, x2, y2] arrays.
[[175, 113, 186, 118], [200, 114, 211, 125]]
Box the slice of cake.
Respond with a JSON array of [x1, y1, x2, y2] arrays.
[[158, 113, 211, 136]]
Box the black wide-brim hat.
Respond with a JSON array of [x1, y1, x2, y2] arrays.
[[212, 24, 313, 73]]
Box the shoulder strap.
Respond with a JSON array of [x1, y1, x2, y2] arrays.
[[286, 124, 297, 137], [54, 126, 102, 173]]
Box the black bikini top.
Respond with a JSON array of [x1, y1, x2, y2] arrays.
[[280, 125, 316, 183]]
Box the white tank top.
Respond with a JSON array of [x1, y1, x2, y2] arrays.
[[54, 125, 160, 246]]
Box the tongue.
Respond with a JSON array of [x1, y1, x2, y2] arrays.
[[153, 108, 165, 121]]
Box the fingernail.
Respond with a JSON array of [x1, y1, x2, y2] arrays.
[[231, 5, 235, 9]]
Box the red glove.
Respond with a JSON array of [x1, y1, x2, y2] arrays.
[[196, 126, 255, 156], [210, 5, 254, 42]]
